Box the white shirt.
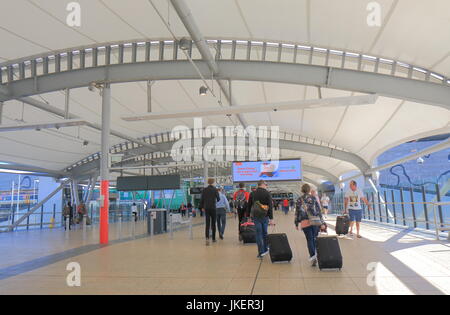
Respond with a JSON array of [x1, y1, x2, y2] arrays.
[[321, 196, 330, 207], [131, 205, 138, 213], [345, 189, 364, 210]]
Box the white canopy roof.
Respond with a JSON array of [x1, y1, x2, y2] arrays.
[[0, 0, 449, 184]]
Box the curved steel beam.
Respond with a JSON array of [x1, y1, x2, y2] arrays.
[[1, 60, 449, 109], [68, 133, 368, 179], [105, 154, 338, 183]]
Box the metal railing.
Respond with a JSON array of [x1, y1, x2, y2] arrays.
[[0, 203, 62, 232], [329, 197, 450, 241]]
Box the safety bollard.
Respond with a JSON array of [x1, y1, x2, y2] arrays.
[[65, 215, 70, 239], [118, 214, 122, 239], [169, 213, 173, 240], [188, 213, 193, 240], [82, 215, 87, 240], [132, 216, 136, 238]]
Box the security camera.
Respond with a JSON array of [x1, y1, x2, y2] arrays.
[[88, 82, 96, 92], [417, 157, 425, 164]]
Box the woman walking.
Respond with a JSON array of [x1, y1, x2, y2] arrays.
[[295, 184, 325, 267]]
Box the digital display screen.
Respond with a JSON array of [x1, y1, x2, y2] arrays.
[[232, 159, 302, 183], [117, 175, 180, 191]]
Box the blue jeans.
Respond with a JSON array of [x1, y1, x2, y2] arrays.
[[216, 208, 226, 236], [302, 225, 320, 258], [253, 216, 269, 255]]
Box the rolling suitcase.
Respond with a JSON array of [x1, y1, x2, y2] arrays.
[[267, 233, 292, 263], [316, 236, 343, 270], [335, 215, 350, 235], [240, 221, 256, 244]]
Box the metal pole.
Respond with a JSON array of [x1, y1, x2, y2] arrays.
[[400, 188, 406, 226], [118, 213, 122, 239], [410, 188, 417, 228], [16, 174, 21, 219], [383, 190, 389, 224], [377, 191, 382, 222], [391, 190, 397, 225], [147, 81, 153, 112], [0, 101, 3, 124], [203, 161, 208, 187], [371, 192, 376, 221], [421, 186, 430, 230], [169, 212, 173, 239], [435, 184, 444, 227], [82, 214, 87, 239], [189, 212, 193, 240], [100, 83, 111, 245], [9, 181, 14, 226], [40, 205, 44, 229], [64, 88, 70, 119], [432, 204, 439, 240]]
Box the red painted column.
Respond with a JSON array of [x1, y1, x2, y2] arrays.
[[100, 180, 109, 244]]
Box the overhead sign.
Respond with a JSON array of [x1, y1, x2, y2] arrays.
[[232, 159, 302, 183]]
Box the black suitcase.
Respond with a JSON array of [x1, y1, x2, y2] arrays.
[[335, 215, 350, 235], [267, 233, 292, 263], [316, 236, 343, 270], [240, 222, 256, 244]]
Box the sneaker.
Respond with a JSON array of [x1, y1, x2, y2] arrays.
[[309, 255, 317, 267], [205, 239, 210, 246], [260, 250, 269, 257], [219, 234, 224, 240], [257, 254, 263, 259], [212, 239, 217, 243]]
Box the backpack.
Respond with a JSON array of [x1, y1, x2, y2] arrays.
[[300, 196, 322, 226], [235, 190, 247, 209]]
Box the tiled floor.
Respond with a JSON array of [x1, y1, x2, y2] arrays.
[[0, 212, 449, 295]]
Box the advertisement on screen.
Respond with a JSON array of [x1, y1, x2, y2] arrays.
[[232, 159, 302, 183]]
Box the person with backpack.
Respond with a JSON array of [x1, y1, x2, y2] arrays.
[[77, 202, 87, 224], [295, 184, 325, 267], [247, 180, 274, 259], [63, 201, 73, 230], [233, 183, 250, 228]]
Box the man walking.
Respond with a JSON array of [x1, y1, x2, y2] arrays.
[[344, 180, 371, 238], [247, 180, 274, 259], [200, 178, 220, 246]]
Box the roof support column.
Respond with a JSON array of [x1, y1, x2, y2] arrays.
[[64, 88, 70, 119], [100, 83, 111, 244], [203, 160, 208, 187], [0, 101, 3, 124]]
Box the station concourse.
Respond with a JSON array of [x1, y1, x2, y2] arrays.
[[0, 0, 449, 296]]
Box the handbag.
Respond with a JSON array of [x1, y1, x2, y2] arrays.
[[251, 201, 269, 219]]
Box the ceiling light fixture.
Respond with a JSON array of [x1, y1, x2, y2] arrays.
[[179, 38, 190, 51], [199, 86, 207, 96]]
